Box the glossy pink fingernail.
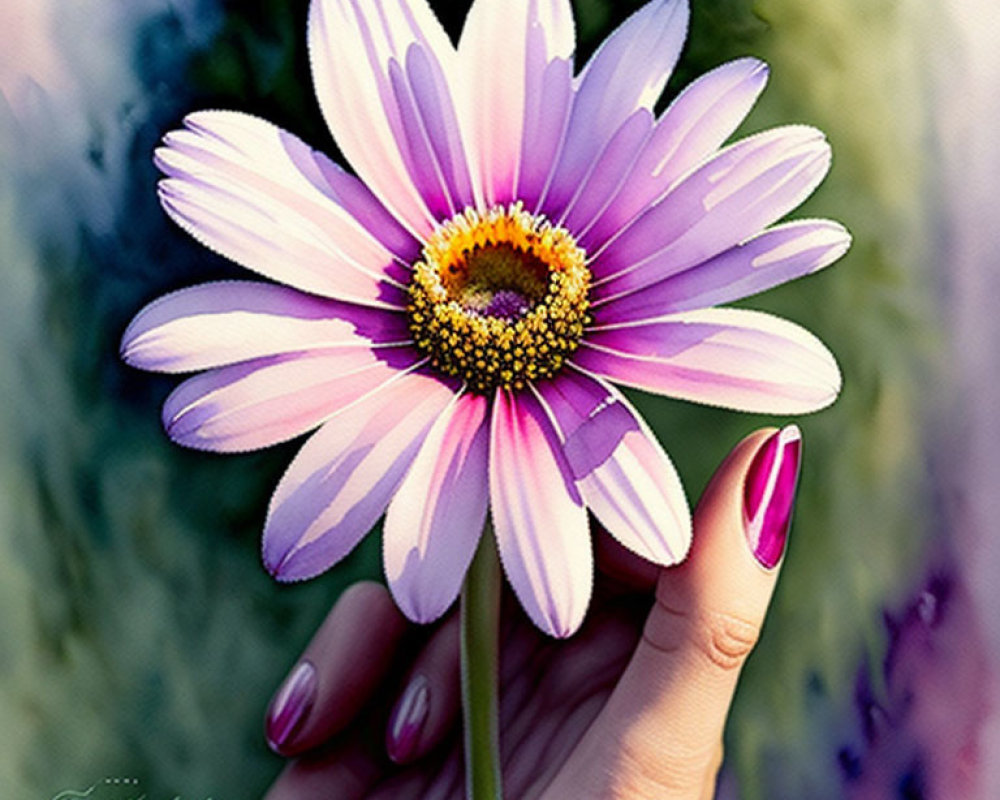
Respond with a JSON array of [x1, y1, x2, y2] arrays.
[[386, 674, 430, 763], [744, 425, 802, 569], [265, 660, 316, 753]]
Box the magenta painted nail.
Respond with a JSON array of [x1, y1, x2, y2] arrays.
[[386, 674, 430, 763], [265, 660, 317, 753], [743, 425, 802, 569]]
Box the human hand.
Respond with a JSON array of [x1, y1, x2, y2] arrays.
[[263, 426, 801, 799]]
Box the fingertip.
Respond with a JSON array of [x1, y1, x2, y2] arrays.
[[643, 424, 803, 689], [266, 659, 318, 754], [385, 613, 461, 765], [698, 426, 781, 521], [266, 580, 409, 757], [743, 424, 802, 570], [657, 425, 792, 631], [386, 673, 431, 764]]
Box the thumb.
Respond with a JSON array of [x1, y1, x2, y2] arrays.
[[544, 426, 802, 800]]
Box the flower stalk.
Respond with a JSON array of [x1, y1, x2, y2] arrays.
[[461, 524, 503, 800]]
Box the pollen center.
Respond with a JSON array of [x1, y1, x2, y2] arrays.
[[407, 204, 591, 394]]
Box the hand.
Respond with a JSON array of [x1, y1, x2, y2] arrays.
[[263, 427, 799, 799]]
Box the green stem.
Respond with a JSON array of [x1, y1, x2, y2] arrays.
[[461, 523, 503, 800]]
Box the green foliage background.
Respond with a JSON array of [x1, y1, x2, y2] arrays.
[[0, 0, 941, 797]]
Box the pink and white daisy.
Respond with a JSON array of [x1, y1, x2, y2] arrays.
[[121, 0, 846, 638]]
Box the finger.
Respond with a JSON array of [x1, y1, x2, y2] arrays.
[[264, 738, 382, 800], [385, 612, 462, 764], [543, 426, 802, 799], [265, 581, 409, 756]]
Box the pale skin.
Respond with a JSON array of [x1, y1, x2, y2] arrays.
[[265, 427, 785, 800]]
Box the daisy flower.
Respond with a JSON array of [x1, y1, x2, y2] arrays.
[[121, 0, 847, 638]]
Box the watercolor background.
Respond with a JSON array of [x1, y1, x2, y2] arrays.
[[1, 0, 997, 797]]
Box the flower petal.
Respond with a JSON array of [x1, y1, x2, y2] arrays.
[[581, 57, 770, 249], [384, 392, 490, 623], [122, 281, 411, 373], [490, 389, 591, 638], [163, 112, 419, 260], [264, 370, 456, 581], [536, 370, 690, 565], [515, 34, 574, 213], [591, 126, 832, 302], [155, 111, 416, 307], [309, 0, 472, 235], [575, 308, 841, 414], [385, 45, 476, 220], [162, 347, 417, 453], [557, 108, 654, 234], [458, 0, 575, 207], [539, 0, 688, 218], [594, 220, 851, 323]]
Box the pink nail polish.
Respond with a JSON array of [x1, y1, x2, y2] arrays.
[[265, 660, 317, 753], [743, 425, 802, 569], [386, 674, 430, 763]]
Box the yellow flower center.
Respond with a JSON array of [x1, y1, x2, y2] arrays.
[[407, 204, 591, 394]]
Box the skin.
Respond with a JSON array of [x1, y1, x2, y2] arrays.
[[264, 427, 785, 800]]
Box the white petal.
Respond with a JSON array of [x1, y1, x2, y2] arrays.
[[490, 389, 591, 638], [162, 347, 416, 453], [575, 308, 842, 414], [536, 371, 691, 565], [264, 370, 456, 581], [384, 392, 490, 623], [309, 0, 472, 235], [156, 111, 413, 307], [122, 281, 410, 373], [458, 0, 575, 207]]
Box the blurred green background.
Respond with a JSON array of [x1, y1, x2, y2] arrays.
[[0, 0, 988, 797]]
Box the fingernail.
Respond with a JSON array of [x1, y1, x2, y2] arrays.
[[744, 425, 802, 569], [386, 674, 430, 763], [265, 660, 317, 753]]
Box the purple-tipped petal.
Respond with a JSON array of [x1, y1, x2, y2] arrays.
[[575, 308, 841, 414], [581, 57, 770, 249], [594, 220, 851, 323], [458, 0, 574, 207], [163, 111, 419, 261], [591, 126, 832, 301], [384, 392, 490, 623], [490, 389, 591, 638], [386, 44, 477, 221], [155, 112, 415, 307], [309, 0, 471, 236], [162, 346, 416, 453], [557, 108, 654, 233], [264, 370, 456, 582], [539, 0, 688, 218], [516, 40, 574, 212], [172, 112, 420, 261], [121, 281, 411, 373], [537, 370, 691, 565]]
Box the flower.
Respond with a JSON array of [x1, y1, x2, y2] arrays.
[[121, 0, 847, 638]]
